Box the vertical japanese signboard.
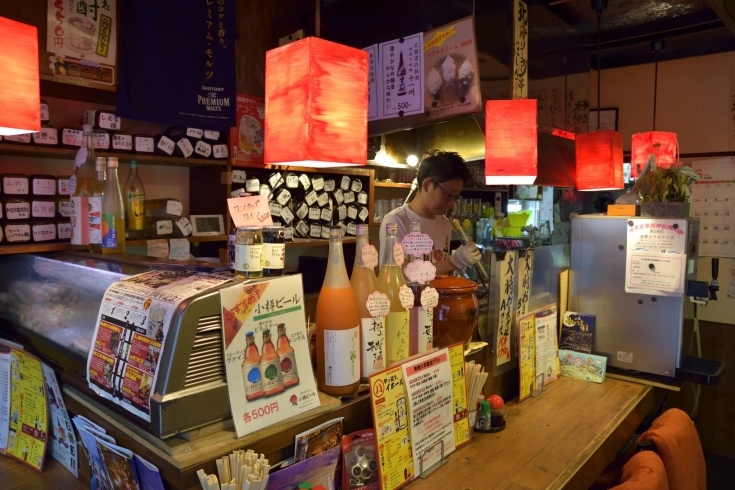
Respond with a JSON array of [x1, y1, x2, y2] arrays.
[[423, 16, 481, 121], [219, 275, 319, 438], [378, 33, 424, 118], [495, 251, 518, 366], [46, 0, 117, 85], [364, 45, 380, 121], [511, 0, 528, 99]]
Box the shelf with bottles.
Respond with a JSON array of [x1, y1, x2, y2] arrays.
[[373, 182, 412, 189], [0, 142, 226, 168]]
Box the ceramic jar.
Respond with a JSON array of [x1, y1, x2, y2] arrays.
[[429, 275, 479, 349]]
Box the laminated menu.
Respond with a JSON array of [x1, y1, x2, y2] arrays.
[[86, 270, 233, 421], [219, 275, 318, 438]]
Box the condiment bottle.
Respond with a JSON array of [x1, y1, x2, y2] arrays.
[[242, 331, 264, 401], [276, 323, 299, 388], [351, 224, 386, 380], [70, 124, 97, 250], [378, 223, 409, 364], [88, 157, 106, 253], [316, 228, 360, 397], [124, 160, 146, 239], [259, 329, 285, 396], [101, 157, 126, 254]]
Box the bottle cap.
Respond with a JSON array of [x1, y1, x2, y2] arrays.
[[106, 157, 118, 168], [95, 157, 105, 171], [130, 160, 138, 168], [356, 224, 369, 236], [386, 223, 397, 234], [82, 124, 92, 132], [480, 400, 491, 414]]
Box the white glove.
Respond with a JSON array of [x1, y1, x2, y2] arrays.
[[450, 242, 482, 269]]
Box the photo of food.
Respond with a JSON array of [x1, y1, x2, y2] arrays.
[[139, 373, 153, 400]]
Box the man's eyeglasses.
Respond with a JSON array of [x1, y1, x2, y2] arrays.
[[430, 179, 461, 201]]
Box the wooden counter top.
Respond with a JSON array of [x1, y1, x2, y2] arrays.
[[406, 376, 653, 490]]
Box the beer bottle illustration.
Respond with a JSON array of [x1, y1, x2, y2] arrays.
[[259, 329, 285, 396], [242, 332, 264, 401], [276, 323, 300, 388]]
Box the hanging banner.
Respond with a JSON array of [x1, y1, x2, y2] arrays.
[[46, 0, 117, 86], [516, 250, 534, 318], [511, 0, 528, 99], [378, 33, 425, 118], [86, 271, 232, 421], [364, 45, 380, 121], [116, 1, 236, 130], [424, 16, 481, 121], [495, 251, 518, 366]]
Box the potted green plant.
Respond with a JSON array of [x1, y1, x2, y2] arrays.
[[632, 155, 699, 217]]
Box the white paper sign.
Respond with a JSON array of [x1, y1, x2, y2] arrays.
[[404, 260, 437, 284], [625, 219, 687, 296], [232, 170, 247, 184], [399, 284, 414, 310], [393, 242, 405, 267], [364, 44, 380, 120], [168, 238, 190, 261], [367, 291, 391, 318], [176, 217, 193, 237], [378, 33, 425, 118], [402, 232, 433, 257], [46, 1, 117, 67], [146, 239, 169, 258], [496, 251, 517, 366]]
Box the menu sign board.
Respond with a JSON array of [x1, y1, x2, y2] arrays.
[[423, 16, 481, 121], [378, 33, 424, 118], [364, 45, 380, 121], [86, 271, 232, 421]]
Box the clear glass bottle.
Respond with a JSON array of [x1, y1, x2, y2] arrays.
[[234, 226, 263, 278], [351, 224, 386, 380], [407, 222, 433, 355], [89, 157, 106, 253], [124, 160, 146, 239], [378, 223, 410, 364], [242, 331, 264, 401], [101, 157, 126, 254], [70, 124, 97, 250], [276, 323, 299, 388], [316, 228, 360, 397]]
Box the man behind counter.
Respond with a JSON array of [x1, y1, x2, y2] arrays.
[[378, 150, 482, 274]]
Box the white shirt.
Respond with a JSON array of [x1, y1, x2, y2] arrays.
[[379, 204, 452, 265]]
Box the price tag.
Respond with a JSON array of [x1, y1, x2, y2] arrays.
[[399, 285, 414, 310], [194, 140, 212, 157], [204, 130, 220, 140], [299, 174, 311, 190], [156, 220, 173, 235], [74, 147, 88, 167], [176, 217, 193, 236], [420, 287, 439, 310], [405, 259, 437, 285], [362, 244, 379, 270], [212, 144, 229, 158], [135, 136, 154, 153], [393, 242, 405, 267], [33, 178, 56, 196], [169, 238, 191, 260], [166, 200, 183, 216], [281, 206, 295, 224], [176, 138, 194, 157], [232, 170, 247, 184], [246, 178, 260, 193], [157, 135, 175, 154], [146, 239, 169, 258], [401, 232, 434, 257], [187, 128, 204, 139], [228, 195, 274, 227], [366, 291, 390, 318]]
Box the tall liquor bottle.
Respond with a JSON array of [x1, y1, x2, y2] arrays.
[[351, 224, 386, 380], [316, 228, 360, 397], [407, 221, 433, 355], [242, 331, 264, 401], [124, 160, 145, 239], [378, 223, 409, 364], [88, 157, 106, 253], [101, 157, 126, 254], [259, 329, 285, 396], [70, 124, 97, 250], [276, 323, 299, 388]]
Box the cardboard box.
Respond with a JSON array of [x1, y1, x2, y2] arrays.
[[607, 204, 639, 216], [230, 94, 264, 165]]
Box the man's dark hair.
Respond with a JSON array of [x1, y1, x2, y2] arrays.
[[416, 150, 471, 187]]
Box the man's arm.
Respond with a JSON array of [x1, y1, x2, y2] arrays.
[[434, 258, 457, 275]]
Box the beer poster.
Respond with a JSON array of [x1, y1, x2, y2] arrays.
[[220, 275, 319, 438], [231, 94, 265, 166], [46, 0, 117, 85]]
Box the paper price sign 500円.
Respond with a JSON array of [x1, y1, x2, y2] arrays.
[[220, 275, 319, 438]]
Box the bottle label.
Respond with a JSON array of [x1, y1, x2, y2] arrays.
[[320, 225, 330, 239], [58, 222, 72, 240], [259, 357, 284, 393], [157, 135, 175, 154], [32, 200, 56, 218], [304, 190, 318, 206], [263, 243, 285, 269], [358, 207, 370, 222], [176, 217, 193, 236], [112, 133, 132, 151], [101, 213, 119, 248], [128, 196, 145, 230], [416, 307, 433, 353], [93, 132, 110, 150], [235, 244, 263, 272], [228, 233, 236, 269], [360, 317, 386, 377], [295, 203, 308, 220], [320, 208, 332, 222], [279, 349, 299, 385], [280, 206, 294, 225], [308, 207, 320, 220], [347, 206, 358, 220], [386, 311, 409, 363], [324, 179, 336, 192], [88, 197, 102, 244], [242, 362, 263, 399], [176, 138, 194, 157], [6, 202, 30, 220], [70, 196, 89, 245], [135, 136, 155, 153], [194, 140, 211, 157], [276, 189, 291, 206], [286, 174, 299, 188], [343, 191, 356, 204], [337, 205, 347, 221], [357, 192, 368, 205], [32, 223, 56, 242], [350, 179, 363, 192], [324, 327, 359, 386], [246, 178, 260, 193]]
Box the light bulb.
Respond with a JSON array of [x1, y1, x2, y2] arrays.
[[406, 155, 419, 167]]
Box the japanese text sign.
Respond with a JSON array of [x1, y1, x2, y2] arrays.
[[228, 195, 273, 227]]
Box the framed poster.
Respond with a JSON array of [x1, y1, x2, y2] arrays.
[[588, 108, 618, 132]]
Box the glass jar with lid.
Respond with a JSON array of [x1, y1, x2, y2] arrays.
[[235, 226, 264, 278]]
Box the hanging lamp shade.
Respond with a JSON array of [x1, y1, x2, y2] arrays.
[[631, 131, 678, 177], [575, 130, 624, 191], [484, 99, 538, 185], [264, 37, 368, 168], [0, 16, 40, 136]]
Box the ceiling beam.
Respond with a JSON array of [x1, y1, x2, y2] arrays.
[[705, 0, 735, 37]]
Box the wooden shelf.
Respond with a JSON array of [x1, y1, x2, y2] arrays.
[[231, 161, 371, 177], [127, 235, 228, 246], [286, 237, 356, 247], [374, 182, 412, 188], [0, 242, 71, 255], [0, 143, 227, 168]]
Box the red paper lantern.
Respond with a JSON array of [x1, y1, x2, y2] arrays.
[[484, 99, 538, 185], [631, 131, 678, 177], [264, 37, 368, 168], [0, 16, 40, 136], [575, 130, 624, 191]]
